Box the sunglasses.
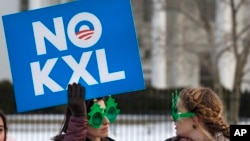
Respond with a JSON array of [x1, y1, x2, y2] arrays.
[[171, 91, 195, 122], [88, 96, 120, 128]]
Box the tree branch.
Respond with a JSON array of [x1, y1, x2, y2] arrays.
[[240, 38, 250, 68], [230, 0, 239, 58], [216, 45, 232, 60], [235, 0, 246, 13], [236, 24, 250, 40], [166, 6, 204, 29], [193, 0, 211, 32]]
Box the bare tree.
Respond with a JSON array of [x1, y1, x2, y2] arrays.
[[20, 0, 28, 11], [166, 0, 250, 124], [229, 0, 250, 124]]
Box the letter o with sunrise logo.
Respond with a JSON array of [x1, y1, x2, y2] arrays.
[[67, 12, 102, 48]]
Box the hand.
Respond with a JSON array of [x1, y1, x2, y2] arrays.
[[67, 83, 87, 117]]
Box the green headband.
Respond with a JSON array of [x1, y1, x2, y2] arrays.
[[171, 90, 195, 122]]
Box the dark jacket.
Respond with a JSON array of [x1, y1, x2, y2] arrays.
[[165, 133, 229, 141], [52, 116, 115, 141], [165, 136, 192, 141]]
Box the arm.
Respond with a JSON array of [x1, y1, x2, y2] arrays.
[[64, 83, 88, 141], [64, 116, 88, 141]]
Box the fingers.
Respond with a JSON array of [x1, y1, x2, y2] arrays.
[[67, 82, 86, 115], [72, 83, 77, 97], [67, 83, 73, 99], [68, 82, 84, 98], [75, 83, 84, 98]]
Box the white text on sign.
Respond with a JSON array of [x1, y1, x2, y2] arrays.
[[31, 12, 126, 96]]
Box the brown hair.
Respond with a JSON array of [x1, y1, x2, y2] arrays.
[[179, 87, 230, 139], [0, 109, 7, 141]]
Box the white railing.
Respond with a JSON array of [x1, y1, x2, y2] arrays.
[[6, 114, 175, 141]]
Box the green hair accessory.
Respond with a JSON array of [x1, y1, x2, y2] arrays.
[[171, 90, 195, 122]]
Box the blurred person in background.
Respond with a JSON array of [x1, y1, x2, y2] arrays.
[[0, 109, 7, 141], [165, 87, 230, 141], [52, 83, 120, 141]]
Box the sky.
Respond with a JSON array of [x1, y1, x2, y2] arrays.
[[0, 0, 20, 82]]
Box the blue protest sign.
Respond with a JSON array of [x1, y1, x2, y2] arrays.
[[2, 0, 145, 112]]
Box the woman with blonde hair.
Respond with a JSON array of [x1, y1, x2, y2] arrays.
[[166, 87, 230, 141]]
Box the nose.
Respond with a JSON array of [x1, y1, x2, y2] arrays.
[[103, 116, 110, 125], [170, 116, 174, 122]]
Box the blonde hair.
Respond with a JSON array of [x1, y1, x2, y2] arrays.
[[179, 87, 230, 139]]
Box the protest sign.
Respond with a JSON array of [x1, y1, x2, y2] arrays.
[[2, 0, 144, 112]]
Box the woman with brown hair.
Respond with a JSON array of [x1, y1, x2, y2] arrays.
[[52, 83, 119, 141], [0, 109, 7, 141], [166, 87, 230, 141]]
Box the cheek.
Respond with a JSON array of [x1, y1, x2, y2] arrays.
[[0, 133, 4, 141], [175, 119, 193, 134], [175, 119, 192, 130], [87, 126, 107, 137], [175, 119, 185, 124], [87, 126, 99, 136]]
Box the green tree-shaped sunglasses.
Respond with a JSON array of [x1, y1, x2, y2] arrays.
[[172, 90, 195, 122], [88, 96, 120, 128]]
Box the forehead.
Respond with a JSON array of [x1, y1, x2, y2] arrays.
[[0, 117, 4, 127], [177, 98, 188, 112], [97, 100, 106, 109]]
